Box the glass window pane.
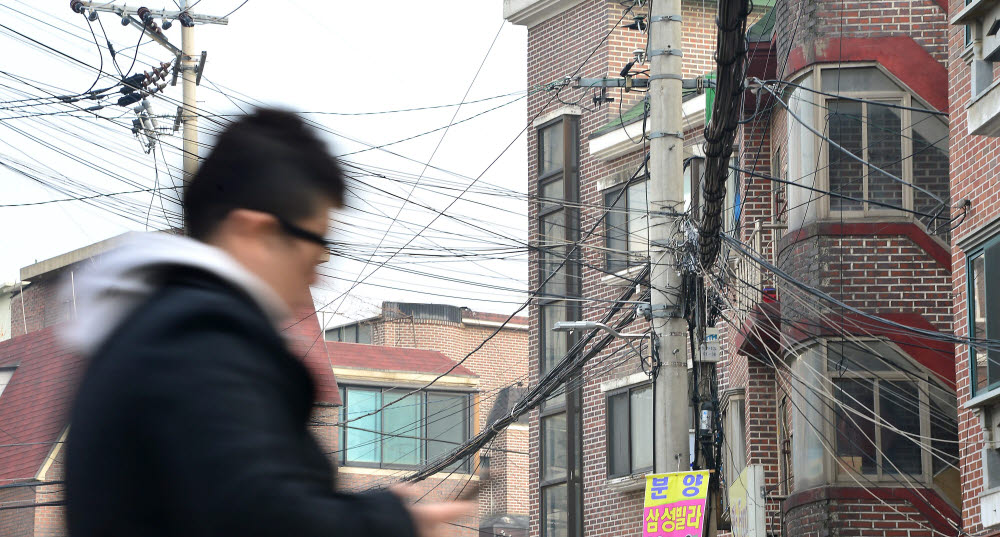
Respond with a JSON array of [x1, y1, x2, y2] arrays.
[[426, 393, 468, 471], [867, 102, 904, 210], [828, 100, 864, 211], [605, 189, 628, 273], [928, 383, 959, 476], [911, 111, 950, 234], [344, 324, 357, 343], [834, 378, 876, 475], [973, 255, 990, 392], [382, 391, 422, 466], [345, 388, 381, 464], [821, 67, 900, 93], [827, 340, 904, 373], [607, 393, 629, 477], [542, 413, 568, 481], [540, 305, 568, 408], [327, 328, 341, 342], [542, 179, 565, 211], [541, 212, 567, 297], [627, 181, 649, 262], [630, 386, 653, 472], [357, 323, 372, 345], [539, 123, 563, 177], [542, 484, 568, 537], [879, 381, 922, 475], [338, 387, 346, 464], [540, 305, 568, 375]]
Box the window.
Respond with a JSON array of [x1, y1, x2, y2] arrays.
[[536, 114, 583, 537], [777, 394, 793, 495], [969, 235, 1000, 394], [0, 368, 13, 399], [606, 383, 653, 478], [326, 322, 373, 344], [825, 341, 958, 483], [604, 179, 649, 273], [721, 390, 747, 501], [338, 386, 472, 471], [821, 68, 950, 228]]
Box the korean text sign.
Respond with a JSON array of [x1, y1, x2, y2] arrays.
[[642, 470, 710, 537]]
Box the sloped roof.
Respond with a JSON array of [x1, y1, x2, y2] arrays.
[[0, 326, 84, 482], [747, 8, 776, 42], [324, 342, 477, 378], [282, 306, 343, 406]]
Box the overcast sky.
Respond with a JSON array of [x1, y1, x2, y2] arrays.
[[0, 1, 529, 326]]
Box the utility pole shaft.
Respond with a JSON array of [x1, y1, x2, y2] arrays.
[[180, 0, 198, 182], [649, 0, 690, 474]]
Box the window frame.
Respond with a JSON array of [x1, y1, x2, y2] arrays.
[[784, 64, 948, 226], [603, 178, 650, 273], [605, 381, 654, 479], [821, 91, 914, 218], [535, 114, 583, 537], [816, 339, 957, 487], [338, 385, 473, 472], [967, 233, 1000, 395]]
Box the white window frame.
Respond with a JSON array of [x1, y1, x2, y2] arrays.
[[785, 63, 947, 225], [813, 339, 957, 488]]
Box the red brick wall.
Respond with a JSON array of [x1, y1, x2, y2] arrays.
[[10, 271, 73, 337], [33, 449, 66, 537], [774, 0, 948, 81], [0, 486, 36, 536], [949, 0, 1000, 525]]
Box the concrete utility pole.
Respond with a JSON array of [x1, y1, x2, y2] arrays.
[[648, 0, 690, 474], [78, 1, 228, 182], [179, 0, 199, 181]]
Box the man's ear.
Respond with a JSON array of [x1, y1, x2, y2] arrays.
[[224, 209, 277, 240]]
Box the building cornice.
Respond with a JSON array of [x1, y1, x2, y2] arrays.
[[503, 0, 587, 28]]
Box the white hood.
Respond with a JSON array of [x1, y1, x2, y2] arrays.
[[61, 232, 290, 356]]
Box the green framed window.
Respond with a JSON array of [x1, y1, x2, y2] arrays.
[[968, 235, 1000, 395], [338, 386, 472, 471]]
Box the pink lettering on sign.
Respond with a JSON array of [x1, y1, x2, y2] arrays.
[[642, 499, 707, 537]]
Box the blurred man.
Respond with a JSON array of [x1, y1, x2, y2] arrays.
[[64, 109, 469, 537]]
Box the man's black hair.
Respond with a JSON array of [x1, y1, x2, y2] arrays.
[[183, 108, 344, 240]]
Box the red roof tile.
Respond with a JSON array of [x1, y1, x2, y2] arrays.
[[324, 342, 477, 377], [0, 326, 83, 482]]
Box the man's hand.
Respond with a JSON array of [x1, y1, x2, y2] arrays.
[[390, 484, 476, 537]]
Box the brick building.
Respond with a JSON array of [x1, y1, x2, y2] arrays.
[[503, 0, 722, 535], [505, 0, 958, 536], [948, 0, 1000, 533], [2, 236, 523, 536], [323, 302, 530, 537]]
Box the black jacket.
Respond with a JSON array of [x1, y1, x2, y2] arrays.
[[66, 268, 416, 537]]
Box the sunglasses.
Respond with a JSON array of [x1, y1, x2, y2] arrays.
[[276, 217, 334, 250]]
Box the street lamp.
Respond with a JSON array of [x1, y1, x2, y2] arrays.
[[552, 321, 648, 340]]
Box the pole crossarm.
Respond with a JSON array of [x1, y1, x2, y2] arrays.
[[80, 2, 229, 25]]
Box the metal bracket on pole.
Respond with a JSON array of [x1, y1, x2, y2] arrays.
[[172, 106, 183, 132], [574, 77, 650, 89], [195, 51, 207, 86], [649, 48, 684, 58], [650, 15, 683, 22], [171, 62, 180, 86], [649, 303, 684, 319], [649, 131, 684, 139], [650, 73, 683, 81], [81, 2, 230, 25]]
